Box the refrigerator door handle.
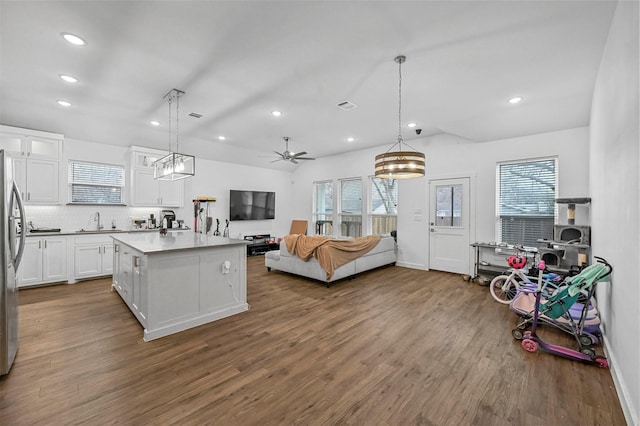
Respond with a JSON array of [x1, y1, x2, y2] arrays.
[[9, 181, 26, 271]]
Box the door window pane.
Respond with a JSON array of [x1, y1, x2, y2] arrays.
[[435, 185, 462, 227]]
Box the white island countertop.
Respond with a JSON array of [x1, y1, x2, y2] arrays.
[[111, 231, 248, 254]]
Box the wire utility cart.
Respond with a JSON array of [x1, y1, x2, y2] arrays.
[[470, 242, 537, 283]]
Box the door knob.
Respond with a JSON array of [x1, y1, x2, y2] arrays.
[[430, 228, 435, 232]]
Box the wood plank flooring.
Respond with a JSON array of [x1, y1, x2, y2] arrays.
[[0, 257, 626, 425]]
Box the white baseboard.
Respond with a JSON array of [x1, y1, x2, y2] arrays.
[[603, 334, 639, 426], [395, 261, 425, 270]]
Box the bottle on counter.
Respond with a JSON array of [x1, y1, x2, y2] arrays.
[[148, 214, 156, 229]]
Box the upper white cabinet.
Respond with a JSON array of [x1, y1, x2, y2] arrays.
[[0, 125, 62, 205], [129, 147, 183, 207]]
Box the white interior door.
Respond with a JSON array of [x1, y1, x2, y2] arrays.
[[428, 177, 470, 274]]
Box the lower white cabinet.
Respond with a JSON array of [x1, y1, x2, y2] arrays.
[[74, 235, 115, 280], [19, 237, 67, 287], [112, 243, 146, 322]]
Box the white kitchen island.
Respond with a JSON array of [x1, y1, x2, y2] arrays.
[[111, 231, 249, 341]]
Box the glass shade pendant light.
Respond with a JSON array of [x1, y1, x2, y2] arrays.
[[374, 55, 425, 179], [153, 88, 195, 180]]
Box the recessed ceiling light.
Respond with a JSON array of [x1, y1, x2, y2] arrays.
[[508, 96, 523, 104], [347, 137, 355, 143], [271, 110, 282, 117], [218, 136, 226, 141], [150, 121, 160, 126], [62, 33, 86, 46], [57, 100, 71, 107], [59, 74, 78, 83], [407, 123, 417, 128]]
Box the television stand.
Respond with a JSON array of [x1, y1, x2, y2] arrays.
[[244, 234, 279, 256]]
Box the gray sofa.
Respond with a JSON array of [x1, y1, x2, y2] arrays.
[[265, 235, 397, 286]]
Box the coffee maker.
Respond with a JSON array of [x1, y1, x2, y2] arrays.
[[161, 210, 176, 228]]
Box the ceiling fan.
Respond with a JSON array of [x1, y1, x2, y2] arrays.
[[271, 137, 315, 164]]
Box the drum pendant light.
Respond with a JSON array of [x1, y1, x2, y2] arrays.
[[374, 55, 425, 179], [153, 88, 195, 180]]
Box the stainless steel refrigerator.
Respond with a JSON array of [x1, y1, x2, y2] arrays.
[[1, 149, 26, 375]]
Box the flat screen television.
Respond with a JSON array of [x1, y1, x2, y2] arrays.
[[229, 190, 276, 221]]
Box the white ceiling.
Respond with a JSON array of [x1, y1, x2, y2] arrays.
[[0, 1, 617, 170]]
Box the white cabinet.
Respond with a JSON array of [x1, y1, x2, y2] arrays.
[[0, 126, 62, 205], [18, 237, 67, 287], [74, 235, 114, 280], [132, 169, 183, 207], [112, 243, 146, 322], [111, 236, 248, 341], [13, 157, 60, 204], [130, 148, 184, 207]]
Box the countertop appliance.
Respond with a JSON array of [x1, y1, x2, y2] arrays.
[[1, 150, 26, 375], [161, 210, 176, 228]]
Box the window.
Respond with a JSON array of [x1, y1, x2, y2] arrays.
[[369, 177, 398, 234], [68, 160, 125, 205], [340, 178, 362, 237], [496, 158, 557, 247], [313, 181, 333, 235]]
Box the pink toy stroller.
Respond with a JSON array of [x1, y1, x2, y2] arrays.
[[511, 257, 612, 367]]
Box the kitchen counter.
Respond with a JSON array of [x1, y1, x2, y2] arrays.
[[111, 232, 249, 341], [110, 232, 246, 254], [24, 227, 190, 237]]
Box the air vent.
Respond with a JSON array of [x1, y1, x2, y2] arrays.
[[337, 100, 357, 110], [188, 112, 202, 118]]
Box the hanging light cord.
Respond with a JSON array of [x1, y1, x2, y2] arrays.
[[167, 94, 173, 152], [384, 55, 419, 154], [397, 55, 403, 148], [176, 91, 180, 153]]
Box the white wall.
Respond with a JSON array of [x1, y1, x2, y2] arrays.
[[183, 159, 294, 239], [291, 127, 590, 273], [590, 1, 639, 424], [26, 138, 295, 240]]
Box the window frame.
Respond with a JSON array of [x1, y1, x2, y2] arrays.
[[338, 177, 363, 237], [495, 157, 558, 247], [368, 176, 398, 235], [313, 180, 334, 235], [68, 159, 126, 205]]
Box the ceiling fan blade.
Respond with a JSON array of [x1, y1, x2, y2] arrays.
[[273, 151, 284, 156], [290, 158, 299, 164], [270, 158, 283, 163], [291, 151, 307, 158], [296, 157, 315, 160]]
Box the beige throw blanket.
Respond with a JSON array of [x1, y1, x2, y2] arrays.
[[284, 234, 382, 280]]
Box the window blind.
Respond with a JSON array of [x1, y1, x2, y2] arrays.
[[68, 160, 124, 204], [497, 159, 557, 246]]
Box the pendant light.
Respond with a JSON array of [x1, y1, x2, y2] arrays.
[[374, 55, 425, 179], [153, 88, 195, 180]]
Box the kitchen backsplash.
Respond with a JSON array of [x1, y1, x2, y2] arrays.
[[24, 205, 187, 232]]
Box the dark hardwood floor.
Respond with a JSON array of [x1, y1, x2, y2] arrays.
[[0, 257, 626, 425]]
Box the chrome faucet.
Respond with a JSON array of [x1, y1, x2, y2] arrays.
[[94, 212, 103, 230]]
